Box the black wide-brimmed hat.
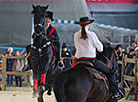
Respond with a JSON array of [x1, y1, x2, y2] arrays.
[[45, 11, 54, 21], [75, 17, 94, 25], [62, 43, 67, 49]]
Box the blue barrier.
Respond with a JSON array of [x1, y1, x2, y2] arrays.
[[0, 46, 25, 50]]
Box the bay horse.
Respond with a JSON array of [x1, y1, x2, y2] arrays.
[[26, 4, 61, 102], [53, 43, 118, 102]]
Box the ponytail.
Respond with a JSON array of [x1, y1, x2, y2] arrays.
[[80, 25, 88, 40]]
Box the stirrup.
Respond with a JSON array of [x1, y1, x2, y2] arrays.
[[39, 85, 45, 92], [118, 88, 125, 96], [112, 93, 123, 100]]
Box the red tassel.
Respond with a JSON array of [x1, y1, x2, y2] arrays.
[[33, 79, 38, 91], [72, 58, 77, 68], [40, 73, 46, 85]]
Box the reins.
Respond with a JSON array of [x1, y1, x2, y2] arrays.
[[100, 51, 117, 72]]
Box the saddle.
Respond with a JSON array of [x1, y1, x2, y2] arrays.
[[76, 61, 107, 81]]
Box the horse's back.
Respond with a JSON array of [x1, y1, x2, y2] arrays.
[[54, 64, 112, 102], [54, 65, 92, 102]]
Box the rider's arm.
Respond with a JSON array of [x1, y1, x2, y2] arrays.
[[92, 32, 103, 52]]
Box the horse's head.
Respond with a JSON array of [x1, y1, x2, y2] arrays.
[[32, 4, 48, 36], [97, 42, 118, 70], [31, 4, 49, 47]]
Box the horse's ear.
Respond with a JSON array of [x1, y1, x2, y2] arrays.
[[32, 4, 35, 9], [46, 5, 49, 9], [31, 10, 34, 14], [31, 4, 35, 14], [44, 5, 49, 10]]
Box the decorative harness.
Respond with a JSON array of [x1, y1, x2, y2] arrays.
[[26, 26, 57, 68]]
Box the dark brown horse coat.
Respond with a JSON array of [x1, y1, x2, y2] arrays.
[[53, 43, 118, 102]]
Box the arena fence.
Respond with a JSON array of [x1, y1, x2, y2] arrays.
[[120, 55, 138, 100], [0, 56, 32, 91], [0, 55, 138, 101]]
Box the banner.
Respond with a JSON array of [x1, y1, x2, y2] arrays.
[[86, 0, 138, 3]]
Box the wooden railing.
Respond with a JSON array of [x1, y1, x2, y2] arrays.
[[0, 55, 138, 100], [0, 56, 32, 91], [120, 55, 138, 100]]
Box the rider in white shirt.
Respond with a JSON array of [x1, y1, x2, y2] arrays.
[[73, 17, 124, 100]]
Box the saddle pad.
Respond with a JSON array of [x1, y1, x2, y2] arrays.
[[87, 68, 107, 80]]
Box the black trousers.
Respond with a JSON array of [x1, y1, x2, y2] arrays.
[[89, 58, 118, 95], [77, 58, 118, 95], [52, 41, 61, 61]]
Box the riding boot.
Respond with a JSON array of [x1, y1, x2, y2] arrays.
[[107, 73, 124, 100], [54, 42, 64, 68], [112, 87, 124, 100], [90, 59, 124, 100]]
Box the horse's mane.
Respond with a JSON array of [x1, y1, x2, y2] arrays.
[[97, 42, 117, 69]]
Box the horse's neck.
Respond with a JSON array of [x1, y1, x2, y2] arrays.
[[33, 37, 45, 48]]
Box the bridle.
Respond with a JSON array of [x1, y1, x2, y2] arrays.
[[34, 23, 44, 36], [100, 48, 118, 72]]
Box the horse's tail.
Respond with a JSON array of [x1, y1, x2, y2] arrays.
[[54, 72, 69, 102]]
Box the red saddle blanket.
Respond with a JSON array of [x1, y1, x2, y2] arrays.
[[87, 68, 107, 81], [75, 61, 107, 81]]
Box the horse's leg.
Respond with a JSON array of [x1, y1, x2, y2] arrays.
[[47, 85, 52, 95], [39, 72, 46, 92], [32, 72, 39, 98], [38, 90, 44, 102]]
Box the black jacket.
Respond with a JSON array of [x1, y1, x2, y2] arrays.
[[46, 24, 59, 42]]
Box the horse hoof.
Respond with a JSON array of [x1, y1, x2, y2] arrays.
[[39, 86, 45, 92], [47, 92, 51, 96], [32, 90, 39, 98], [38, 97, 44, 102]]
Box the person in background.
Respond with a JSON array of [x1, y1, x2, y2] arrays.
[[114, 44, 123, 83], [5, 47, 14, 87], [61, 43, 72, 68], [131, 40, 137, 50], [134, 46, 138, 58], [114, 45, 123, 60], [12, 50, 24, 87]]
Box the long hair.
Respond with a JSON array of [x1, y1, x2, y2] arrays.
[[80, 25, 88, 40]]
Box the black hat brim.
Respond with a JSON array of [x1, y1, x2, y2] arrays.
[[75, 20, 94, 25], [45, 16, 54, 21]]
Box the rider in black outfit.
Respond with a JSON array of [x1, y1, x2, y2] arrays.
[[45, 11, 63, 67]]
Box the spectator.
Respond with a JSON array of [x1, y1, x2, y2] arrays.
[[134, 47, 138, 58], [124, 46, 130, 56], [131, 40, 137, 50], [5, 47, 14, 87], [61, 43, 72, 68], [114, 44, 123, 60], [12, 50, 24, 87], [114, 44, 123, 83]]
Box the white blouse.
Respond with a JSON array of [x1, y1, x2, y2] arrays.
[[74, 29, 103, 59]]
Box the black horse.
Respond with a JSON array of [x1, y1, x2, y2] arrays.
[[26, 5, 61, 102], [53, 43, 119, 102]]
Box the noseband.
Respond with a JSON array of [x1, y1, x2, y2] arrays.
[[34, 23, 44, 36]]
